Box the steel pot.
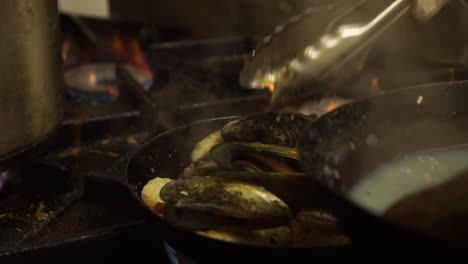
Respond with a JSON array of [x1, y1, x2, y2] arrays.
[[0, 0, 64, 162]]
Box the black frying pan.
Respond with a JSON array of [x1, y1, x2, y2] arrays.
[[125, 116, 360, 263], [298, 80, 468, 259]]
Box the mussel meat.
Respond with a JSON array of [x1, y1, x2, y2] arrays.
[[141, 177, 173, 215], [191, 130, 223, 162]]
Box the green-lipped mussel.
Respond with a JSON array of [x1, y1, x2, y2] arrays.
[[160, 176, 292, 230], [221, 112, 313, 147]]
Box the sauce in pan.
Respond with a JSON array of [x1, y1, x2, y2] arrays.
[[348, 145, 468, 215]]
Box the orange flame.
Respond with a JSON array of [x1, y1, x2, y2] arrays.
[[62, 123, 82, 157], [371, 78, 381, 93], [106, 85, 120, 100], [62, 40, 71, 62], [111, 33, 154, 79], [88, 71, 97, 85], [128, 36, 154, 78], [325, 97, 341, 112], [268, 83, 275, 93], [112, 34, 126, 59]]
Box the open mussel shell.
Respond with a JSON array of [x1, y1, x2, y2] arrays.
[[196, 226, 292, 247], [209, 142, 299, 171], [295, 209, 339, 226], [209, 171, 322, 211], [160, 177, 292, 230], [221, 112, 314, 147], [232, 160, 264, 172]]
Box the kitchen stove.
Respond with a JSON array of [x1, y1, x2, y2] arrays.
[[2, 14, 468, 264]]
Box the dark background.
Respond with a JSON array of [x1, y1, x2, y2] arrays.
[[109, 0, 331, 38]]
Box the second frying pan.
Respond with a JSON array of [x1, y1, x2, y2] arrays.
[[299, 80, 468, 258]]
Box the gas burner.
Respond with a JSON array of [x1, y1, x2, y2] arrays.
[[61, 20, 154, 102], [64, 63, 153, 101]]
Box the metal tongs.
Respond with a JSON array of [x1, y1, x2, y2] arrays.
[[240, 0, 450, 109]]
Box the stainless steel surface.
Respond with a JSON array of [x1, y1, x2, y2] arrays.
[[240, 0, 411, 108], [0, 0, 64, 161]]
